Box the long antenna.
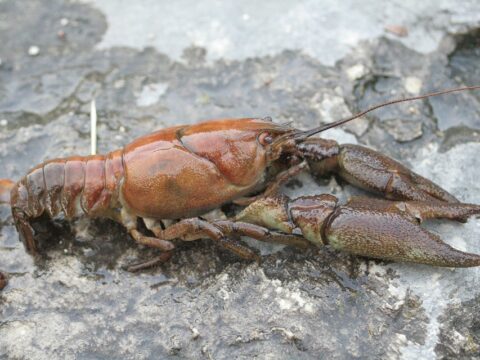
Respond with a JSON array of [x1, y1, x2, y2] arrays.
[[295, 85, 480, 141]]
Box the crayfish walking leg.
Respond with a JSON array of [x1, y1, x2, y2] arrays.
[[123, 215, 310, 270]]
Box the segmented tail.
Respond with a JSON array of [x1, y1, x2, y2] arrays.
[[9, 150, 125, 254]]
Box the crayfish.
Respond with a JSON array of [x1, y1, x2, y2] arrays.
[[0, 86, 480, 272]]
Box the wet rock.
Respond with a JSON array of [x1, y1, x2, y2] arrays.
[[92, 0, 480, 64], [1, 0, 480, 359], [435, 295, 480, 359], [428, 29, 480, 131], [383, 118, 423, 142], [441, 126, 480, 152]]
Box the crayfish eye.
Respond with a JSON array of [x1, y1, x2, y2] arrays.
[[258, 132, 274, 146]]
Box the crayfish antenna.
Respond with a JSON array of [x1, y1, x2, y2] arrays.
[[295, 85, 480, 141]]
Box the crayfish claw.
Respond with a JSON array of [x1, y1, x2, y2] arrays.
[[324, 203, 480, 267]]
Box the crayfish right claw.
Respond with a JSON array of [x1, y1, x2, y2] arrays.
[[324, 203, 480, 267]]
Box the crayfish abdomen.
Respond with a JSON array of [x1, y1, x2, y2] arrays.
[[10, 150, 125, 253]]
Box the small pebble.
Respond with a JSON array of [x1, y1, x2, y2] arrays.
[[385, 24, 409, 37], [384, 118, 423, 142], [0, 119, 7, 126], [60, 18, 69, 26], [114, 79, 125, 89], [119, 126, 126, 133], [28, 45, 40, 56], [404, 76, 422, 95], [57, 30, 66, 40], [191, 327, 200, 340], [346, 64, 367, 81]]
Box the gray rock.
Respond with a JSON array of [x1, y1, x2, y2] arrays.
[[91, 0, 480, 65], [1, 0, 480, 359], [383, 118, 423, 142]]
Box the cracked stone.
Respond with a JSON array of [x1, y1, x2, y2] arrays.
[[1, 1, 480, 359], [383, 118, 423, 142]]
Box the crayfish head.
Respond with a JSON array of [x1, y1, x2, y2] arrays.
[[267, 123, 320, 163], [179, 117, 294, 187]]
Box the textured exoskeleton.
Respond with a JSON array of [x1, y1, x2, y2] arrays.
[[2, 86, 479, 270], [5, 118, 312, 269], [299, 139, 461, 205], [234, 194, 480, 267], [4, 117, 480, 270]]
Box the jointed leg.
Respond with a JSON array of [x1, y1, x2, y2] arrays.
[[144, 217, 259, 260], [212, 220, 310, 249], [130, 229, 175, 251], [234, 162, 307, 206], [153, 218, 310, 258], [126, 207, 312, 268], [122, 217, 260, 270], [125, 252, 173, 272]]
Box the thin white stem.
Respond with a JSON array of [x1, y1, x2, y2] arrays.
[[90, 99, 97, 155]]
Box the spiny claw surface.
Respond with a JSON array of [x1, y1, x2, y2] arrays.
[[325, 202, 480, 267], [236, 194, 480, 267]]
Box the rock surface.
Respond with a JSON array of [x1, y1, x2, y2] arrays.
[[1, 0, 480, 359]]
